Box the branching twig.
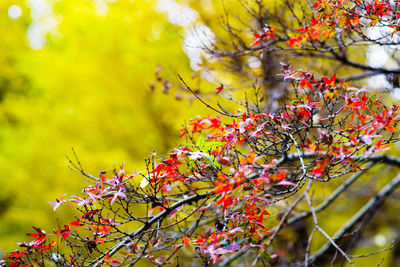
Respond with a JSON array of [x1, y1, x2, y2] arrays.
[[304, 180, 354, 266], [310, 172, 400, 264], [177, 74, 241, 118], [93, 192, 213, 266]]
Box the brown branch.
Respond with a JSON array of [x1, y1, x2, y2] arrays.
[[309, 171, 400, 264], [92, 192, 213, 266], [304, 180, 354, 266], [286, 162, 375, 226]]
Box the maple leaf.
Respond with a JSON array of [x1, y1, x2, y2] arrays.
[[182, 236, 191, 247], [216, 156, 231, 166], [217, 194, 233, 210], [269, 171, 287, 183], [321, 74, 336, 85], [49, 194, 67, 211], [287, 35, 303, 48], [310, 16, 319, 26], [239, 151, 256, 165], [29, 227, 46, 239], [55, 225, 71, 241], [216, 84, 224, 93], [70, 196, 93, 206], [110, 188, 127, 204], [69, 220, 83, 226]]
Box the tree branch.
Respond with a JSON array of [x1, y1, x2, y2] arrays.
[[286, 162, 375, 226], [92, 192, 212, 266], [309, 172, 400, 264], [177, 74, 240, 118]]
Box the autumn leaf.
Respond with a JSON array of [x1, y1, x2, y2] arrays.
[[183, 236, 191, 247], [321, 74, 336, 85], [216, 84, 224, 93], [239, 151, 256, 165]]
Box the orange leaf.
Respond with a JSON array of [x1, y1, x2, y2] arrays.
[[183, 236, 190, 247], [240, 151, 256, 164]]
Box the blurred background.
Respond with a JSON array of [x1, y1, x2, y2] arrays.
[[0, 0, 221, 251]]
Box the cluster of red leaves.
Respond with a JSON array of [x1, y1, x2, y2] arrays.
[[181, 115, 225, 137], [287, 16, 335, 48], [282, 66, 399, 172], [4, 168, 138, 266], [251, 25, 276, 46], [7, 64, 400, 265], [252, 0, 400, 48], [5, 227, 56, 267]]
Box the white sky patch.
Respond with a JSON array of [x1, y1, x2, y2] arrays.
[[367, 27, 391, 90], [8, 5, 22, 19], [94, 0, 109, 16], [367, 26, 400, 99], [26, 0, 61, 50], [367, 45, 389, 68], [391, 87, 400, 100], [157, 0, 198, 27], [248, 56, 261, 69], [370, 74, 391, 90], [183, 25, 215, 71], [157, 0, 215, 71], [29, 0, 52, 20], [373, 234, 387, 247], [27, 22, 45, 50]]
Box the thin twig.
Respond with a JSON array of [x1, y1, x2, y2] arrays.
[[177, 74, 241, 117], [310, 172, 400, 264], [304, 180, 354, 266], [92, 192, 213, 266]]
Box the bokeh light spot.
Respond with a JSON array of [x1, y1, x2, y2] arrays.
[[8, 5, 22, 20]]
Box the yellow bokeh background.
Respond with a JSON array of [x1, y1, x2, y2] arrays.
[[0, 0, 215, 251]]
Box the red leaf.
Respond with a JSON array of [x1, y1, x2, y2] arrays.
[[69, 220, 83, 226], [351, 100, 367, 108], [183, 236, 191, 247], [217, 194, 233, 210], [216, 156, 231, 166], [9, 261, 20, 267], [270, 171, 287, 183], [310, 16, 319, 26], [321, 74, 336, 85], [216, 84, 224, 93]]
